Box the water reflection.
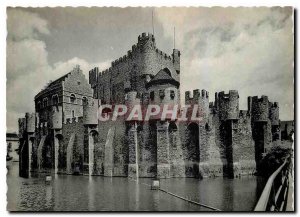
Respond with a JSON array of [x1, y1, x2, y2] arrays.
[[88, 177, 95, 211], [7, 162, 265, 211]]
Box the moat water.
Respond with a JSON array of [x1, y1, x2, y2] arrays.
[[7, 162, 266, 211]]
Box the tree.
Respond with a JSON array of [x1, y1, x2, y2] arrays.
[[257, 145, 291, 178]]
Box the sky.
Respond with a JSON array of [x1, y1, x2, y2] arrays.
[[6, 7, 294, 132]]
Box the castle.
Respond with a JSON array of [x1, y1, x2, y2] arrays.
[[18, 33, 286, 179]]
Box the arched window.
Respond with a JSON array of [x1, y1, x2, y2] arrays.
[[37, 101, 41, 110], [168, 122, 178, 133], [43, 98, 48, 108], [52, 94, 59, 105], [70, 94, 76, 103], [170, 90, 175, 100], [82, 97, 88, 105], [72, 110, 75, 118]]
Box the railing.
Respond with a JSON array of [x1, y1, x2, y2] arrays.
[[254, 157, 291, 211]]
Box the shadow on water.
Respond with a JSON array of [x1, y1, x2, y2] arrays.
[[7, 162, 266, 211]]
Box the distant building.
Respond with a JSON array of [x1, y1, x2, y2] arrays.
[[6, 133, 19, 162]]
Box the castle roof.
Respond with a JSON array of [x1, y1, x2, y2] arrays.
[[34, 72, 70, 100], [146, 68, 180, 88], [47, 72, 71, 88], [35, 65, 82, 100]]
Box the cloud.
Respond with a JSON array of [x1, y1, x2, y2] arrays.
[[6, 7, 294, 132], [155, 7, 293, 120], [6, 9, 110, 132], [7, 8, 50, 40]]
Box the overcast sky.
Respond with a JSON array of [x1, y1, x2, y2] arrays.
[[7, 7, 294, 132]]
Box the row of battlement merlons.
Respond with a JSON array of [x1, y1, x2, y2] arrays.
[[89, 34, 180, 77]]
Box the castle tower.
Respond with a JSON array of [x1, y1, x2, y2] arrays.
[[125, 91, 142, 178], [145, 68, 180, 178], [19, 113, 36, 178], [249, 96, 272, 166], [184, 89, 210, 178], [89, 67, 99, 98], [83, 99, 99, 176], [269, 102, 281, 141], [89, 32, 181, 104], [172, 49, 180, 74], [50, 106, 63, 175], [217, 90, 239, 121], [26, 112, 36, 176], [185, 89, 210, 123], [137, 33, 157, 92], [216, 90, 239, 178]]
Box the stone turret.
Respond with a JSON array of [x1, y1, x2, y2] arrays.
[[50, 106, 62, 129], [83, 99, 99, 125], [18, 118, 26, 138], [269, 102, 279, 126], [250, 96, 269, 122], [217, 90, 239, 121], [137, 32, 156, 48], [185, 89, 209, 122], [172, 49, 181, 74], [25, 112, 36, 133], [89, 67, 99, 89]]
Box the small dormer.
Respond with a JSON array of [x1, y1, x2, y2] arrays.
[[146, 68, 179, 89]]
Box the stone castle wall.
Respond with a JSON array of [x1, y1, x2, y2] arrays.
[[60, 117, 85, 174], [18, 33, 288, 180], [89, 33, 180, 104]]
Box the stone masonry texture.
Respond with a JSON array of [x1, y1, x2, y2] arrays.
[[18, 33, 289, 179]]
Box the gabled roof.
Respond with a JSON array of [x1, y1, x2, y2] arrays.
[[146, 68, 180, 88], [35, 66, 82, 100], [34, 73, 69, 100], [47, 72, 71, 88]]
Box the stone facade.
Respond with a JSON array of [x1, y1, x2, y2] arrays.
[[19, 33, 291, 179]]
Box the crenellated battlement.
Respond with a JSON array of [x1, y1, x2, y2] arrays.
[[249, 95, 269, 122], [19, 31, 289, 180], [89, 67, 99, 88], [269, 101, 279, 108], [155, 48, 172, 60], [184, 89, 210, 121], [106, 33, 156, 68], [185, 89, 209, 104], [269, 101, 279, 125], [218, 90, 239, 99], [88, 33, 180, 87], [217, 90, 239, 120], [111, 55, 132, 67], [138, 32, 155, 45], [239, 110, 250, 119]]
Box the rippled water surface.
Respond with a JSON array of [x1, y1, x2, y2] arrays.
[[7, 162, 265, 211]]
